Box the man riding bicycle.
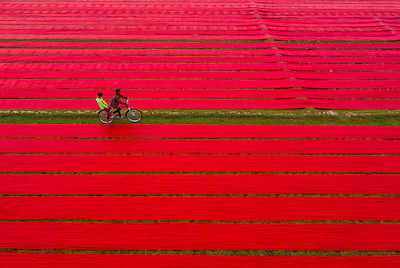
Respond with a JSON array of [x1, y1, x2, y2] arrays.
[[110, 88, 128, 119]]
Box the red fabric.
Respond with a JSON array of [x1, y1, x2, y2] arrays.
[[0, 55, 283, 63], [1, 196, 400, 221], [2, 48, 399, 57], [1, 254, 400, 268], [1, 99, 400, 110], [0, 154, 398, 173], [3, 62, 400, 72], [2, 174, 399, 195], [0, 70, 293, 79], [1, 139, 399, 155], [1, 222, 400, 251], [2, 70, 399, 80], [0, 34, 269, 41], [0, 62, 288, 71], [3, 55, 398, 64], [1, 124, 398, 139], [3, 89, 400, 100], [1, 41, 400, 50]]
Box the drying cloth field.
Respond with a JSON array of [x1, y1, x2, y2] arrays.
[[1, 0, 400, 267]]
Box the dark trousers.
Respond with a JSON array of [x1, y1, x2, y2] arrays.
[[113, 107, 122, 116]]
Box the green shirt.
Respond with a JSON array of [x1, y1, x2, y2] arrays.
[[96, 97, 109, 109]]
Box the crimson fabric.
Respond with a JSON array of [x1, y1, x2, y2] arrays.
[[1, 139, 399, 155], [1, 222, 400, 251], [2, 48, 399, 57], [3, 89, 400, 100], [1, 196, 400, 221], [3, 55, 398, 64], [1, 154, 398, 173], [0, 34, 269, 41], [0, 63, 289, 71], [1, 79, 398, 89], [2, 70, 399, 80], [2, 124, 399, 139], [2, 99, 400, 110], [2, 1, 400, 110], [1, 41, 400, 49], [2, 174, 399, 195], [0, 55, 284, 63], [3, 62, 400, 72], [1, 254, 400, 268]]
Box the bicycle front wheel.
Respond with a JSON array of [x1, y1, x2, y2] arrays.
[[126, 108, 142, 123], [98, 110, 114, 124]]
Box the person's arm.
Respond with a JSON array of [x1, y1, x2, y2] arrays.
[[100, 99, 111, 109]]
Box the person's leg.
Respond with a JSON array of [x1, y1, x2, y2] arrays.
[[104, 108, 110, 120], [115, 107, 121, 117]]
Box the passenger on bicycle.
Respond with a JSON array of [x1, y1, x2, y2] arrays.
[[96, 92, 113, 123], [110, 88, 128, 119]]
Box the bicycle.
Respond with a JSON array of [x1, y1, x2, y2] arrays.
[[98, 99, 142, 124]]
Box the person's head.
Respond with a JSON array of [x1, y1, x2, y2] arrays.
[[98, 92, 103, 97], [116, 88, 121, 94]]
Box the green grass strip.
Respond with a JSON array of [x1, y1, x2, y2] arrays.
[[1, 109, 400, 126]]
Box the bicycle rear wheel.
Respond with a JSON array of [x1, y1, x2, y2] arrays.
[[126, 108, 142, 123], [98, 110, 114, 124]]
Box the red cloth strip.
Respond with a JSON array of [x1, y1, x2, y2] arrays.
[[286, 63, 400, 71], [0, 63, 288, 71], [271, 35, 400, 42], [1, 139, 399, 155], [1, 254, 400, 268], [0, 30, 269, 37], [0, 34, 269, 41], [0, 154, 398, 173], [1, 41, 400, 50], [0, 25, 263, 31], [3, 62, 400, 72], [1, 222, 400, 251], [0, 89, 302, 99], [1, 99, 400, 110], [2, 48, 399, 57], [3, 55, 398, 64], [0, 55, 284, 63], [1, 196, 400, 221], [2, 174, 399, 195], [0, 79, 398, 90], [1, 124, 398, 139], [1, 70, 399, 80], [0, 70, 296, 79], [3, 89, 400, 100]]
